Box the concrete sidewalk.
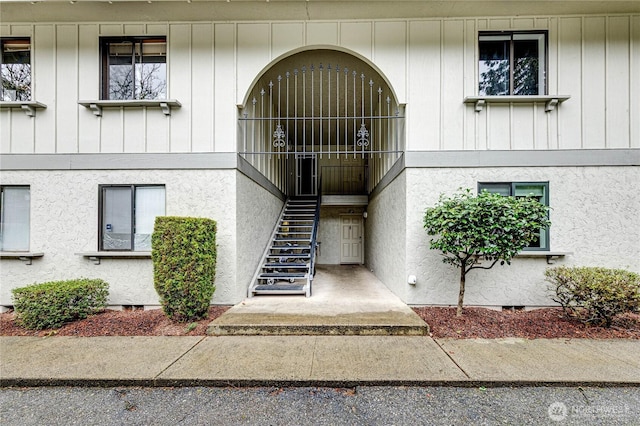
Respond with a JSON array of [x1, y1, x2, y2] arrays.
[[2, 336, 639, 387]]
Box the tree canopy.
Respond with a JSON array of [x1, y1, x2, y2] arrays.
[[423, 189, 551, 316]]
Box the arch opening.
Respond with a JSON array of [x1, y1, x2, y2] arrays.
[[238, 49, 405, 196]]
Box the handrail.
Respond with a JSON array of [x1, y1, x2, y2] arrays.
[[308, 175, 322, 296]]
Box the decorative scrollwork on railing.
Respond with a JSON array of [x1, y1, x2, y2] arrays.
[[273, 124, 286, 148], [357, 123, 370, 147]]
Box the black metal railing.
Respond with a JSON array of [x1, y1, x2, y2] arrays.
[[308, 176, 322, 296]]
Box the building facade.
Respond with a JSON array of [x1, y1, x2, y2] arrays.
[[1, 1, 638, 309]]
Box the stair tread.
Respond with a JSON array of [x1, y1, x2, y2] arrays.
[[266, 254, 310, 258], [259, 272, 307, 277], [264, 263, 308, 268], [253, 285, 306, 293]]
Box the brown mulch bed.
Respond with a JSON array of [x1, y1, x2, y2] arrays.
[[0, 306, 230, 337], [412, 307, 640, 339], [1, 305, 639, 339]]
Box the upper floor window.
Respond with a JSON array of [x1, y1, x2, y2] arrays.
[[1, 38, 31, 101], [478, 182, 549, 251], [0, 186, 30, 251], [101, 37, 166, 100], [99, 185, 165, 251], [478, 32, 546, 96]]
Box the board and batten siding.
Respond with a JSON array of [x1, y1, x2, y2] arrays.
[[1, 15, 638, 155]]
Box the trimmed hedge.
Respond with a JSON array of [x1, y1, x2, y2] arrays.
[[546, 266, 640, 327], [152, 216, 217, 322], [12, 278, 109, 330]]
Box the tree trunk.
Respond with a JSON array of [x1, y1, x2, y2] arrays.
[[457, 264, 466, 317]]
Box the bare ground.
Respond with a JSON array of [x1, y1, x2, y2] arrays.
[[1, 306, 638, 338], [0, 306, 230, 337], [412, 307, 640, 339]]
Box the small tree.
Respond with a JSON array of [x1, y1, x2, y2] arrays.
[[423, 189, 550, 316]]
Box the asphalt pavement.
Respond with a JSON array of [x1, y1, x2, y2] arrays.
[[2, 385, 639, 425]]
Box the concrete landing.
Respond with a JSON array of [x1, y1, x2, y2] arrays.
[[207, 265, 428, 336]]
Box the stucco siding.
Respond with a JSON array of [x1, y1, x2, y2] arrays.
[[404, 166, 640, 307], [365, 170, 407, 301], [235, 171, 284, 298], [0, 169, 238, 307]]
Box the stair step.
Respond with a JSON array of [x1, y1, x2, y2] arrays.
[[264, 263, 308, 268], [270, 246, 311, 252], [253, 284, 307, 294], [266, 254, 310, 259], [275, 238, 311, 242], [259, 272, 307, 278]]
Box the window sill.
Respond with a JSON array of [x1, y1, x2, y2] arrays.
[[0, 251, 44, 265], [464, 95, 571, 112], [78, 99, 181, 117], [515, 251, 573, 264], [76, 251, 152, 265], [0, 101, 47, 117]]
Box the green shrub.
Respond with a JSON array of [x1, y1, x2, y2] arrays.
[[546, 266, 640, 327], [12, 278, 109, 330], [152, 216, 217, 322]]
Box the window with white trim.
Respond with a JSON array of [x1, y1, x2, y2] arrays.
[[478, 31, 547, 96], [1, 38, 31, 101], [478, 182, 549, 250], [101, 37, 167, 100], [99, 185, 165, 251], [0, 186, 30, 251]]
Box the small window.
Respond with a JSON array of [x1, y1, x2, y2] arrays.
[[99, 185, 165, 251], [1, 38, 31, 101], [101, 37, 167, 100], [478, 32, 546, 96], [0, 186, 30, 251], [478, 181, 549, 250]]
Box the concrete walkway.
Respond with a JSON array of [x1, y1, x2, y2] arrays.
[[208, 265, 428, 336], [1, 336, 639, 387], [3, 265, 638, 388]]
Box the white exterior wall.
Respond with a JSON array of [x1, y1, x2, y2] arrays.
[[235, 172, 284, 298], [365, 172, 408, 301], [404, 166, 640, 307], [0, 169, 239, 307], [1, 14, 638, 154]]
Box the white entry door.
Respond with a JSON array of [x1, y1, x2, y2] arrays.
[[340, 215, 363, 264]]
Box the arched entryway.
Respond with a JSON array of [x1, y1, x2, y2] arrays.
[[238, 48, 404, 198]]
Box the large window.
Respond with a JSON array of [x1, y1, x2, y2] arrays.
[[99, 185, 165, 251], [1, 38, 31, 101], [478, 182, 549, 250], [101, 37, 167, 100], [478, 32, 546, 96], [0, 186, 30, 251]]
